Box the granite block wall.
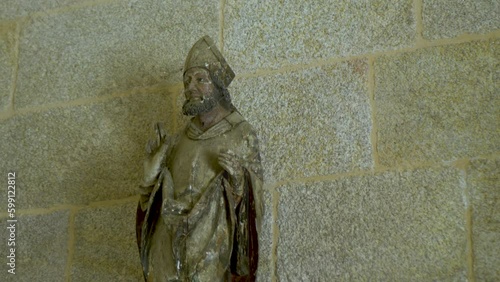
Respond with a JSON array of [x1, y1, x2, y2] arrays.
[[0, 0, 498, 281]]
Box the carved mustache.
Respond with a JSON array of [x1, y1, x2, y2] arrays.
[[184, 90, 206, 102]]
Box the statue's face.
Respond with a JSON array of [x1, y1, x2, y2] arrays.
[[182, 68, 220, 116]]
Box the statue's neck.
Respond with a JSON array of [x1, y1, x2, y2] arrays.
[[194, 104, 231, 131]]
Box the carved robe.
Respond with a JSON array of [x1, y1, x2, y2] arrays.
[[136, 111, 263, 281]]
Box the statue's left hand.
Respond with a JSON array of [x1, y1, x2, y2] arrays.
[[219, 150, 244, 196]]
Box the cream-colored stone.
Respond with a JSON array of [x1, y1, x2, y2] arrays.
[[277, 167, 467, 280], [376, 39, 499, 167], [232, 62, 373, 183], [0, 0, 81, 20], [256, 188, 273, 282], [72, 201, 143, 281], [423, 0, 500, 39], [468, 159, 500, 281], [224, 0, 415, 73], [0, 90, 173, 208], [0, 211, 69, 282], [0, 23, 15, 111], [15, 0, 218, 108]]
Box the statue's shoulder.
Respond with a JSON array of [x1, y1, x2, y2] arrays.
[[226, 111, 257, 136], [226, 113, 261, 158], [225, 111, 245, 126]]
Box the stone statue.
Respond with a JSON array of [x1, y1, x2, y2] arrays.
[[136, 36, 263, 282]]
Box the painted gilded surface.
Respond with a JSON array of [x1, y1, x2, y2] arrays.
[[136, 36, 263, 282]]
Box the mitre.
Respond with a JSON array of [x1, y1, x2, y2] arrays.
[[183, 35, 235, 88]]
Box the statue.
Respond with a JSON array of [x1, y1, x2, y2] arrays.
[[136, 35, 264, 282]]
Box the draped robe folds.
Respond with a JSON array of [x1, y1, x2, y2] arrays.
[[136, 111, 263, 282]]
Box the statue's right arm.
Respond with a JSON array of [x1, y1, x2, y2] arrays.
[[138, 122, 171, 211]]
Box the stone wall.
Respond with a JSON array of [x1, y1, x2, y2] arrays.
[[0, 0, 498, 281]]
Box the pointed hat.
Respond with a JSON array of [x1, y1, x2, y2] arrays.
[[184, 35, 235, 88]]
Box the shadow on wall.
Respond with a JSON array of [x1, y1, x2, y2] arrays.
[[1, 66, 176, 211]]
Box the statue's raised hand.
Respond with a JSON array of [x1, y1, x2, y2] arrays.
[[142, 122, 170, 187]]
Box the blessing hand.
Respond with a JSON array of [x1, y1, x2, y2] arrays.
[[142, 123, 170, 187]]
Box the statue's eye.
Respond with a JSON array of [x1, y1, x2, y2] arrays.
[[198, 78, 207, 83]]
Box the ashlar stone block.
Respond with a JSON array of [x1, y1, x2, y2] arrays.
[[423, 0, 500, 39], [72, 201, 143, 281], [376, 39, 499, 167], [256, 188, 274, 282], [0, 90, 173, 209], [468, 159, 500, 281], [231, 61, 373, 183], [16, 0, 218, 108], [0, 0, 81, 21], [0, 23, 15, 111], [225, 0, 415, 73], [277, 167, 467, 281], [0, 210, 69, 282]]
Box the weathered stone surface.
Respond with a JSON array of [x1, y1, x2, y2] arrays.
[[0, 210, 69, 282], [277, 168, 467, 281], [0, 90, 174, 208], [376, 39, 499, 167], [422, 0, 500, 39], [16, 0, 219, 108], [0, 0, 80, 21], [468, 159, 500, 281], [72, 201, 143, 281], [0, 23, 15, 111], [174, 91, 274, 281], [256, 187, 274, 282], [232, 62, 373, 183], [224, 0, 415, 73]]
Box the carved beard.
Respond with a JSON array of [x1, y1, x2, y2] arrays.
[[182, 90, 221, 116]]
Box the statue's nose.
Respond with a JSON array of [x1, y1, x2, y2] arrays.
[[187, 80, 198, 91]]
